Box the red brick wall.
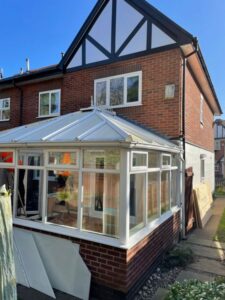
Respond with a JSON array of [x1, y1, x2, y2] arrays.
[[14, 211, 180, 297], [0, 48, 182, 139], [185, 67, 214, 152], [63, 48, 182, 139]]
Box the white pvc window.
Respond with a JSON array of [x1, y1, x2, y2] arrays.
[[39, 90, 61, 117], [131, 151, 148, 170], [0, 98, 10, 121], [200, 158, 205, 182], [94, 71, 142, 108]]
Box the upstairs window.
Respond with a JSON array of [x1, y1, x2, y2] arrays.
[[200, 94, 204, 125], [94, 71, 142, 108], [39, 90, 61, 117], [0, 98, 10, 121]]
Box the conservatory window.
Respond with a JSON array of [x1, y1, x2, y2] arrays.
[[162, 154, 171, 168], [148, 151, 160, 168], [129, 173, 145, 234], [39, 90, 61, 117], [148, 172, 160, 221], [131, 152, 148, 170], [161, 171, 170, 214], [47, 170, 79, 227], [171, 169, 178, 207], [16, 151, 44, 221], [0, 98, 10, 121], [94, 71, 142, 108], [82, 172, 120, 237], [82, 149, 120, 237], [48, 151, 78, 167], [0, 151, 14, 165]]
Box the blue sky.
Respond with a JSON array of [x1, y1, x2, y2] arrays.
[[1, 0, 225, 115]]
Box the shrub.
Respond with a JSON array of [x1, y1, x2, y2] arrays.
[[165, 280, 225, 300], [163, 246, 194, 269]]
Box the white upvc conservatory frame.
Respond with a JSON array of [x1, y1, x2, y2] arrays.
[[0, 146, 180, 250]]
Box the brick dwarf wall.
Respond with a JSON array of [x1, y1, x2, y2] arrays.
[[185, 67, 214, 152], [0, 48, 182, 139], [14, 211, 180, 299]]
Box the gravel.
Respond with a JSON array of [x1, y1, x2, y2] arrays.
[[134, 266, 181, 300]]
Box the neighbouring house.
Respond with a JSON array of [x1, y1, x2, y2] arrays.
[[0, 0, 222, 299], [214, 119, 225, 178]]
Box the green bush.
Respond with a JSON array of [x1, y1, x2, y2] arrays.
[[163, 246, 194, 269], [165, 280, 225, 300]]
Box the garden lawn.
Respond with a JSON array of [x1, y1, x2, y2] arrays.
[[214, 208, 225, 243]]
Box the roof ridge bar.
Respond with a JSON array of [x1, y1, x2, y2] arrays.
[[42, 111, 96, 141], [96, 111, 132, 141], [76, 120, 107, 141]]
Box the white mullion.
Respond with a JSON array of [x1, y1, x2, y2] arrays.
[[42, 150, 48, 223], [119, 149, 130, 245], [107, 79, 110, 106], [49, 92, 51, 115], [159, 170, 161, 217], [169, 170, 172, 210], [77, 149, 83, 230], [124, 75, 128, 105], [13, 150, 18, 218], [144, 172, 148, 226]]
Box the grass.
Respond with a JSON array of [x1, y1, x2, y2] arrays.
[[214, 186, 225, 197], [214, 208, 225, 243]]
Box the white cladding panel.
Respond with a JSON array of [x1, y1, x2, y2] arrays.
[[86, 40, 108, 64], [116, 0, 143, 50], [185, 143, 215, 191], [120, 21, 147, 56], [151, 24, 176, 49], [67, 46, 82, 68], [89, 0, 112, 51]]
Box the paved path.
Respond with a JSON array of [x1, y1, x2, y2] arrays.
[[152, 198, 225, 300]]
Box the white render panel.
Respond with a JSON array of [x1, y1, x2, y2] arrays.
[[116, 0, 143, 51], [120, 21, 147, 56], [185, 143, 215, 191], [89, 0, 112, 52], [67, 45, 82, 69], [151, 24, 176, 49], [86, 40, 108, 64]]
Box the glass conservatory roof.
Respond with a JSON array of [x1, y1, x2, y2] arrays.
[[0, 108, 179, 152]]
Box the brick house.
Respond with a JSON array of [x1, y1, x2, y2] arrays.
[[0, 0, 222, 299]]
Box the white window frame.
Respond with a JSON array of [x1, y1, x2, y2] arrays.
[[11, 147, 180, 249], [200, 157, 205, 182], [0, 98, 10, 121], [200, 94, 204, 126], [47, 149, 79, 169], [38, 89, 61, 118], [130, 151, 148, 171], [94, 71, 142, 108], [161, 154, 171, 169]]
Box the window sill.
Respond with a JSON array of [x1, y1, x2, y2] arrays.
[[96, 102, 142, 110], [37, 114, 60, 119], [0, 119, 10, 122]]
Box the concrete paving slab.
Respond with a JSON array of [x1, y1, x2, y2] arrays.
[[151, 288, 168, 300], [180, 243, 225, 260], [176, 270, 214, 283], [188, 258, 225, 277], [186, 237, 225, 251]]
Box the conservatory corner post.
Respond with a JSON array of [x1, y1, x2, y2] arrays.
[[119, 149, 130, 245]]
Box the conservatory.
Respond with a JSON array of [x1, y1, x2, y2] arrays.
[[0, 108, 181, 247]]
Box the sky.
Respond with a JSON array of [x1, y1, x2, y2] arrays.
[[1, 0, 225, 115]]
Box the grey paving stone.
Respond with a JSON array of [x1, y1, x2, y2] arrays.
[[188, 258, 225, 277], [151, 288, 168, 300], [176, 270, 214, 283]]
